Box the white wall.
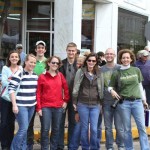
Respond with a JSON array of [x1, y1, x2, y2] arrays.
[[54, 0, 82, 59], [94, 2, 118, 53]]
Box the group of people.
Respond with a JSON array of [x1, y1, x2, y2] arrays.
[[0, 40, 149, 150]]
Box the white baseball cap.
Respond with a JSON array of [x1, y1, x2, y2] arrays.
[[36, 40, 46, 46]]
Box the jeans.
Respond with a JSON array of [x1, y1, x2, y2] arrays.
[[69, 121, 81, 150], [118, 99, 150, 150], [103, 102, 124, 149], [77, 103, 100, 150], [97, 111, 102, 149], [143, 85, 150, 105], [27, 110, 36, 146], [58, 100, 76, 149], [40, 107, 63, 150], [10, 106, 35, 150], [0, 99, 15, 149]]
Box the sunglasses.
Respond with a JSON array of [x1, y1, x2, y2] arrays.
[[87, 59, 96, 63], [51, 62, 59, 65]]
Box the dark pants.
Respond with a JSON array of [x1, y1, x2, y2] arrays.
[[0, 98, 15, 149], [40, 107, 63, 150], [143, 85, 150, 105], [27, 110, 36, 146], [57, 100, 76, 149]]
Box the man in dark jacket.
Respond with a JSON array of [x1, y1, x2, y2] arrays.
[[58, 42, 77, 150]]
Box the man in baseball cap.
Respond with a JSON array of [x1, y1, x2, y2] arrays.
[[16, 43, 26, 65]]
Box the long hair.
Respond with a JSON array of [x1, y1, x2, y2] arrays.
[[83, 52, 99, 73], [6, 50, 21, 67]]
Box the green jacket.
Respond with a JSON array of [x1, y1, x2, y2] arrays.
[[72, 67, 104, 105]]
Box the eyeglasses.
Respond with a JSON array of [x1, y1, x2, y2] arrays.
[[68, 64, 71, 72], [51, 62, 59, 65], [87, 59, 96, 63]]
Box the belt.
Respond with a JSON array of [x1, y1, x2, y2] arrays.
[[122, 97, 141, 101]]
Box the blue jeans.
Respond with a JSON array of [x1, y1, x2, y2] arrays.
[[58, 100, 76, 149], [10, 106, 35, 150], [97, 111, 102, 149], [77, 103, 100, 150], [143, 85, 150, 105], [118, 99, 150, 150], [69, 121, 81, 150], [0, 99, 15, 149], [103, 103, 124, 149], [40, 107, 63, 150]]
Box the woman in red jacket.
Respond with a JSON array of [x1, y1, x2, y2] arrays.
[[36, 56, 70, 150]]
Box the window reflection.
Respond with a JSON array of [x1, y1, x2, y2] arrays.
[[118, 8, 148, 54], [27, 1, 51, 31]]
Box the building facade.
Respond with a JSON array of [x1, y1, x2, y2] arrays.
[[0, 0, 150, 59]]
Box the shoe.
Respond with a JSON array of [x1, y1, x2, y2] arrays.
[[27, 144, 33, 150]]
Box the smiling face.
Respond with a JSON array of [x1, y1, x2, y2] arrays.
[[121, 52, 132, 66], [24, 55, 36, 72], [48, 57, 60, 71], [86, 56, 97, 70], [9, 52, 20, 65], [66, 46, 77, 60], [35, 44, 46, 57], [105, 48, 116, 63]]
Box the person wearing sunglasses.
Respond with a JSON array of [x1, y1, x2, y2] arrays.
[[72, 53, 104, 150], [36, 56, 70, 149]]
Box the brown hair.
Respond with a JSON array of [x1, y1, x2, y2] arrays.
[[6, 50, 21, 67], [83, 52, 99, 73], [23, 54, 36, 68], [118, 49, 136, 64], [45, 56, 62, 71]]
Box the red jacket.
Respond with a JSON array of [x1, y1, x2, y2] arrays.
[[36, 71, 70, 112]]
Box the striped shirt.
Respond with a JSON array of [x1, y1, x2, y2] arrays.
[[8, 69, 38, 106]]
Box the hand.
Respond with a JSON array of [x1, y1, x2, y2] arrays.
[[38, 110, 42, 116], [110, 89, 121, 100], [62, 102, 67, 109], [142, 101, 149, 109], [73, 104, 77, 111], [75, 112, 80, 122], [12, 105, 19, 114]]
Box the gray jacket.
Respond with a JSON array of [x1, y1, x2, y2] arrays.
[[72, 67, 104, 105]]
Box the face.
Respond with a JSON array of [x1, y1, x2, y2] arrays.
[[66, 46, 77, 59], [141, 55, 148, 62], [16, 47, 23, 54], [25, 56, 36, 72], [86, 56, 97, 69], [9, 52, 20, 65], [48, 57, 59, 71], [121, 53, 132, 66], [105, 48, 116, 63], [35, 44, 46, 57]]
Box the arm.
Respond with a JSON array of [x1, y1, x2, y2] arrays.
[[1, 66, 10, 87], [36, 76, 42, 116], [8, 71, 21, 114]]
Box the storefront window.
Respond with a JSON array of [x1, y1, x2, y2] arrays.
[[118, 8, 148, 54], [82, 2, 95, 52], [0, 0, 23, 58]]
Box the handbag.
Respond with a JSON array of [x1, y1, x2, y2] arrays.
[[145, 109, 150, 127]]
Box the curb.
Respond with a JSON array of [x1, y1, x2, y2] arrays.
[[32, 127, 150, 144]]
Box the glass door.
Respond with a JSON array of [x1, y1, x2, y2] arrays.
[[26, 0, 54, 57]]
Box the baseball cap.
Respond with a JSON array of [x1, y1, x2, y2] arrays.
[[16, 44, 23, 49], [36, 40, 46, 46], [140, 50, 149, 56]]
